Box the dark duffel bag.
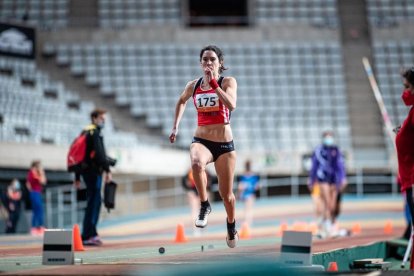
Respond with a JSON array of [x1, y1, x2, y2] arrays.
[[103, 181, 117, 213]]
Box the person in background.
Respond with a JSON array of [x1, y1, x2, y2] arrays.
[[3, 179, 22, 234], [308, 131, 347, 237], [237, 160, 260, 227], [74, 108, 113, 246], [26, 160, 47, 236], [395, 68, 414, 242]]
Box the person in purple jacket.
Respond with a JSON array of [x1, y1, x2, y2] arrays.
[[308, 131, 347, 237]]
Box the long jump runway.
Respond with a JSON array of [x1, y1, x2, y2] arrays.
[[0, 195, 407, 275]]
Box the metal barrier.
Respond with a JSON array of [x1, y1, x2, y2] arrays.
[[44, 169, 399, 229], [45, 185, 86, 229]]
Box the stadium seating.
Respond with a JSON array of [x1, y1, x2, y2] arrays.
[[0, 57, 141, 149], [98, 0, 181, 28], [50, 42, 352, 153], [0, 0, 68, 29], [366, 0, 414, 27], [97, 0, 339, 29], [255, 0, 339, 28], [0, 0, 342, 29]]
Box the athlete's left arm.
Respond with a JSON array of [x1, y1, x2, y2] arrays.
[[215, 77, 237, 111]]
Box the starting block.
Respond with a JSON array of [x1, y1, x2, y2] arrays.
[[280, 230, 312, 266], [42, 229, 74, 265], [280, 230, 324, 271], [352, 258, 392, 270]]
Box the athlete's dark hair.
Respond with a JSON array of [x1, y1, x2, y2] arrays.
[[402, 67, 414, 86], [199, 45, 228, 74]]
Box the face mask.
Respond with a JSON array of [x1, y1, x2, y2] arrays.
[[323, 136, 335, 146], [402, 89, 414, 106], [97, 122, 105, 129]]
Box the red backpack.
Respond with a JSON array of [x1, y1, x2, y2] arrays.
[[67, 125, 96, 173]]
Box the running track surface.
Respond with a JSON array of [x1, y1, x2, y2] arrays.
[[0, 195, 406, 275]]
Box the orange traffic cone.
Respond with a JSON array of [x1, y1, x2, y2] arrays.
[[327, 261, 338, 271], [277, 222, 288, 236], [240, 222, 251, 239], [292, 221, 307, 232], [352, 223, 361, 235], [73, 224, 84, 251], [174, 223, 188, 243], [384, 220, 393, 235], [308, 222, 318, 235]]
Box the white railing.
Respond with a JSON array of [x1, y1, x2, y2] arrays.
[[45, 185, 86, 229], [44, 169, 399, 228]]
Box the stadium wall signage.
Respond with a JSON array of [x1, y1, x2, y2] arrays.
[[0, 22, 36, 59]]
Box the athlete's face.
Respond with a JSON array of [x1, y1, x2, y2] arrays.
[[403, 78, 414, 94], [200, 50, 221, 75]]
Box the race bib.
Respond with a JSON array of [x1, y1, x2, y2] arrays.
[[195, 93, 219, 112]]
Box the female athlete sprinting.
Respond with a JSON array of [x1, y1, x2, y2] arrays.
[[169, 45, 238, 248]]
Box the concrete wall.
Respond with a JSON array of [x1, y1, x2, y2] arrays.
[[38, 24, 339, 49], [0, 141, 327, 175], [0, 142, 189, 176]]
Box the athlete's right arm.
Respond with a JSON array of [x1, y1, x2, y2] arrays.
[[169, 80, 196, 143]]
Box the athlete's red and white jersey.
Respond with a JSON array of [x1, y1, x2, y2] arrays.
[[192, 77, 231, 126]]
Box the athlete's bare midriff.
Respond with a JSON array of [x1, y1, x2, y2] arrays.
[[194, 124, 233, 142]]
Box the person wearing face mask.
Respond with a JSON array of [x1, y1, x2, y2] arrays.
[[26, 160, 47, 236], [308, 131, 347, 238], [396, 68, 414, 242], [73, 108, 113, 246], [169, 45, 239, 248]]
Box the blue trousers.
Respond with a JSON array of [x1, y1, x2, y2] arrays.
[[406, 188, 414, 223], [30, 191, 44, 227], [81, 172, 102, 240], [405, 196, 412, 224], [5, 201, 21, 233]]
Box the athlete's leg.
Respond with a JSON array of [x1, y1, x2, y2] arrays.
[[215, 150, 238, 247], [190, 143, 213, 202], [319, 182, 335, 235], [190, 143, 213, 228], [311, 184, 323, 221], [332, 190, 342, 224], [328, 185, 338, 216], [328, 185, 338, 234], [187, 190, 201, 235], [318, 183, 331, 221], [214, 151, 237, 223], [311, 186, 324, 232], [187, 191, 200, 222]]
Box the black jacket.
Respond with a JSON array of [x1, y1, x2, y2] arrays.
[[75, 124, 110, 180]]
